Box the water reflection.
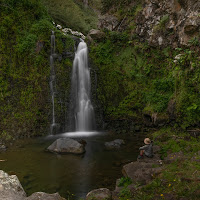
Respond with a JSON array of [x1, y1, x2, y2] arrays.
[[0, 133, 144, 199]]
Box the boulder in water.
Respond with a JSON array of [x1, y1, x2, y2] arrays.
[[0, 170, 26, 200], [105, 139, 125, 150], [86, 188, 112, 200], [47, 138, 85, 154]]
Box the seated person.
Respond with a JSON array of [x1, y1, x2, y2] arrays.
[[138, 138, 153, 159]]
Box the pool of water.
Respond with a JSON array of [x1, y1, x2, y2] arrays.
[[0, 132, 144, 199]]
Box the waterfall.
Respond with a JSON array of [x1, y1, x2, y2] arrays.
[[49, 31, 59, 134], [70, 41, 95, 131]]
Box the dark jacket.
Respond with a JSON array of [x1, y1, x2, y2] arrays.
[[139, 142, 153, 157]]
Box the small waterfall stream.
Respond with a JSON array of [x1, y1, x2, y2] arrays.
[[50, 31, 59, 134], [70, 40, 95, 131]]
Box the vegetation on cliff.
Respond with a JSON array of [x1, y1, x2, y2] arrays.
[[89, 0, 200, 131], [42, 0, 98, 34], [0, 0, 200, 199], [90, 31, 200, 129], [0, 0, 74, 140]]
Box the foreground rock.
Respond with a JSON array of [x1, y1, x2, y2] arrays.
[[105, 139, 125, 150], [122, 161, 163, 185], [86, 188, 112, 200], [0, 170, 66, 200], [47, 138, 85, 154], [0, 170, 26, 200], [26, 192, 66, 200]]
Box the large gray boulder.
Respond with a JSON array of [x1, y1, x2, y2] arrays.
[[47, 138, 85, 154], [26, 192, 66, 200], [122, 161, 163, 185], [86, 188, 112, 200], [0, 170, 26, 200]]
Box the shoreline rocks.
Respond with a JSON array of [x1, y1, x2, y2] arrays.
[[26, 192, 66, 200], [0, 170, 26, 200], [86, 188, 112, 200], [86, 145, 163, 200], [0, 170, 66, 200]]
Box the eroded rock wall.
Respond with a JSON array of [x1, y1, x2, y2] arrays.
[[135, 0, 200, 47]]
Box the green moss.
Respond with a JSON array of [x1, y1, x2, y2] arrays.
[[42, 0, 98, 34], [118, 177, 132, 187], [0, 0, 74, 139]]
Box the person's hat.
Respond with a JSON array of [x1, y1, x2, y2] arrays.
[[144, 138, 151, 144]]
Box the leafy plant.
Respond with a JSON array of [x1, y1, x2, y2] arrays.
[[118, 177, 132, 187]]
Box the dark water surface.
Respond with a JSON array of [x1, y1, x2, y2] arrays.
[[0, 132, 144, 199]]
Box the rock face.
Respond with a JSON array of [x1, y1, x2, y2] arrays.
[[98, 14, 119, 31], [0, 170, 26, 200], [86, 188, 112, 200], [135, 0, 200, 46], [105, 139, 125, 150], [47, 138, 85, 154], [26, 192, 66, 200]]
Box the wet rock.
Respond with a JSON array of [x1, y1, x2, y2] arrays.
[[26, 192, 66, 200], [105, 139, 125, 150], [0, 170, 26, 200], [0, 143, 6, 151], [86, 188, 112, 200], [122, 161, 163, 185], [47, 138, 85, 154]]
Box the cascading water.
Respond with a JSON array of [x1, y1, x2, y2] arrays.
[[70, 40, 95, 131], [49, 31, 59, 134]]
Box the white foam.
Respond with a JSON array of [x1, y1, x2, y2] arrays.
[[46, 131, 100, 139]]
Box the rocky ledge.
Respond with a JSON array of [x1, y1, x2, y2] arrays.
[[86, 145, 163, 200]]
